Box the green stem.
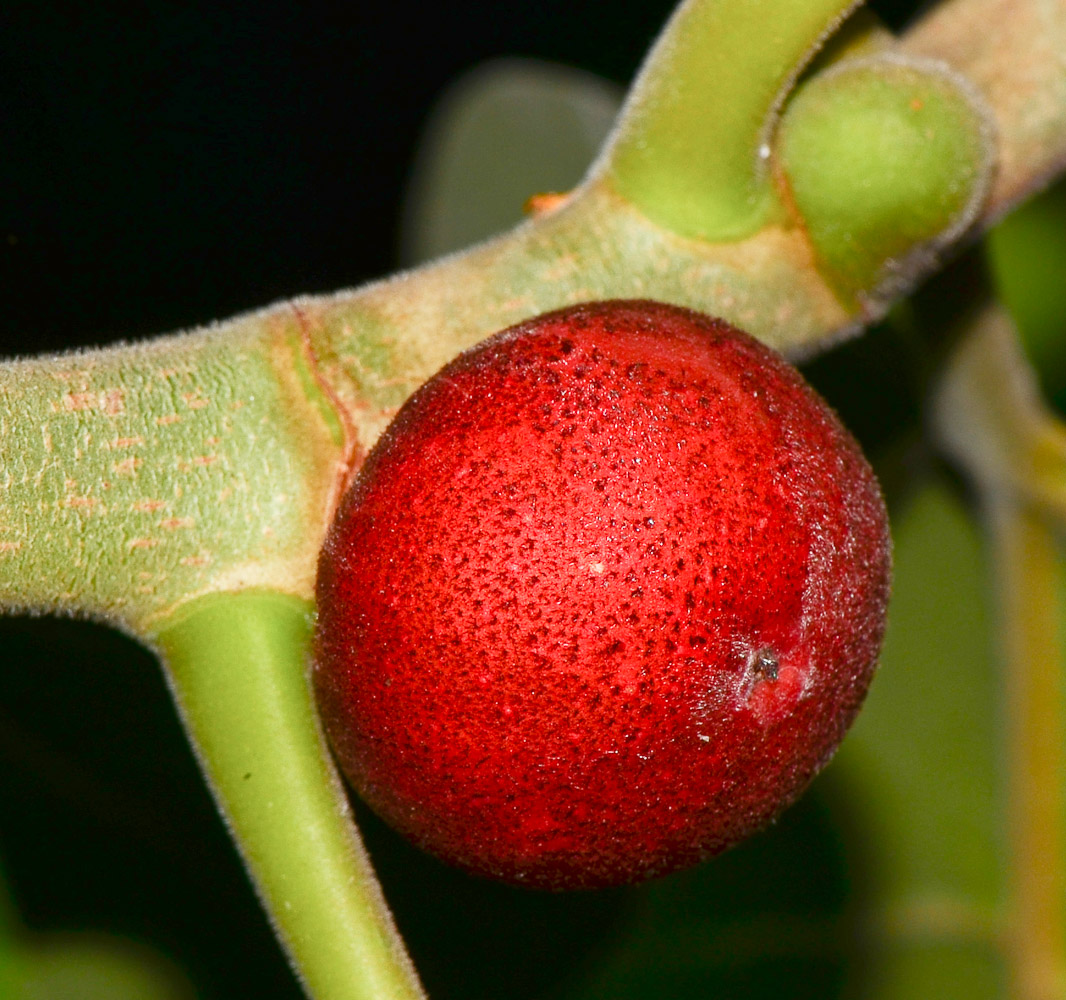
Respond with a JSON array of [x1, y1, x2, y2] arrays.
[[901, 0, 1066, 222], [153, 591, 425, 1000], [599, 0, 860, 241], [0, 318, 345, 631], [777, 54, 992, 310]]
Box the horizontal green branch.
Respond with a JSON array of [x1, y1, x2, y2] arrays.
[[0, 317, 345, 630]]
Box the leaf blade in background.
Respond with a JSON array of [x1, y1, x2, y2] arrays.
[[399, 59, 621, 266], [832, 475, 1005, 999], [0, 868, 195, 1000], [986, 177, 1066, 413]]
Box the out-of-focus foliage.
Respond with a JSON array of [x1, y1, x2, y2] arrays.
[[987, 178, 1066, 413], [0, 871, 193, 1000]]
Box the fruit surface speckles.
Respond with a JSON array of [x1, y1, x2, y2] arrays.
[[314, 300, 891, 890]]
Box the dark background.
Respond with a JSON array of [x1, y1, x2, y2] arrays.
[[0, 2, 922, 998]]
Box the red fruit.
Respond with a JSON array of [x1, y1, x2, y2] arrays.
[[313, 300, 890, 890]]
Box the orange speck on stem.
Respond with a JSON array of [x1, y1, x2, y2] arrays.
[[159, 517, 194, 530], [524, 191, 571, 216], [62, 393, 93, 412], [104, 389, 125, 415], [113, 457, 143, 476]]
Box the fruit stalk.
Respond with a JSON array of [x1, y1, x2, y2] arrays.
[[154, 592, 426, 1000], [0, 0, 1003, 627]]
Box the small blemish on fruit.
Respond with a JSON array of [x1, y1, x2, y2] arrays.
[[751, 648, 779, 682]]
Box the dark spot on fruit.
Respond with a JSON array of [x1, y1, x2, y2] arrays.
[[560, 340, 574, 354], [751, 648, 779, 682]]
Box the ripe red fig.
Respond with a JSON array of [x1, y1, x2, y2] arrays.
[[313, 300, 890, 890]]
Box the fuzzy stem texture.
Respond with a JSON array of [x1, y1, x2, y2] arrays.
[[0, 316, 346, 630], [154, 592, 426, 1000], [901, 0, 1066, 221], [600, 0, 861, 240]]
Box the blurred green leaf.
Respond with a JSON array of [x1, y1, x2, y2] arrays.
[[838, 478, 1001, 909], [400, 59, 621, 266], [2, 936, 194, 1000], [987, 176, 1066, 413], [832, 475, 1005, 998], [0, 866, 194, 1000]]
